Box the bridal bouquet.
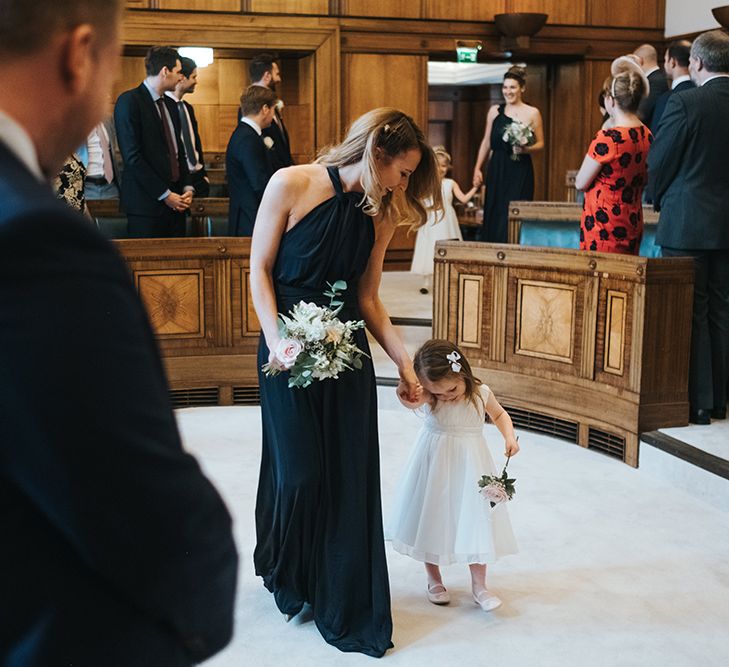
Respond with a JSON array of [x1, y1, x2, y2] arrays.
[[478, 455, 516, 507], [502, 120, 535, 161], [262, 280, 368, 389]]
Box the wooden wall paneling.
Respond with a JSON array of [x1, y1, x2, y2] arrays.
[[547, 60, 584, 201], [314, 29, 341, 151], [341, 0, 420, 19], [422, 0, 503, 21], [524, 64, 548, 200], [125, 0, 149, 8], [248, 0, 330, 13], [506, 0, 585, 25], [588, 0, 665, 29], [157, 0, 241, 10]]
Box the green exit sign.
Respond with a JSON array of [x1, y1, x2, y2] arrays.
[[456, 46, 479, 63]]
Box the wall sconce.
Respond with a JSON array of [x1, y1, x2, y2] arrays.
[[494, 13, 548, 51]]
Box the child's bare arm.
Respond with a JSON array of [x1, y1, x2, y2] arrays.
[[484, 392, 520, 456], [452, 181, 479, 204], [398, 387, 431, 410]]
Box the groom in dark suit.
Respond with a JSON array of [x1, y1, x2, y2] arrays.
[[0, 1, 238, 663], [227, 85, 277, 236], [648, 30, 729, 424], [115, 46, 193, 237]]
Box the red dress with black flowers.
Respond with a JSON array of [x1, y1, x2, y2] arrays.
[[580, 125, 652, 254]]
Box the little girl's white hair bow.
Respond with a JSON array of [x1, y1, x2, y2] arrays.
[[446, 351, 462, 373]]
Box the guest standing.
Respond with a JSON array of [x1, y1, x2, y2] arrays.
[[472, 66, 544, 243], [115, 46, 192, 237], [652, 40, 695, 135], [85, 115, 121, 200], [0, 1, 238, 664], [633, 44, 669, 131], [575, 57, 651, 255], [250, 108, 442, 657], [648, 30, 729, 424], [53, 152, 88, 214], [249, 53, 293, 171], [227, 85, 276, 236]]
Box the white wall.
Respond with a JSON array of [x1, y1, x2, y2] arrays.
[[665, 0, 721, 37]]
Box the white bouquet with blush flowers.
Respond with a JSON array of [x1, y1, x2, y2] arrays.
[[502, 120, 535, 161], [262, 280, 368, 388], [478, 455, 516, 508]]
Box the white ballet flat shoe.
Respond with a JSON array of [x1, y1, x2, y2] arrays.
[[283, 613, 294, 623], [473, 589, 502, 612], [427, 583, 451, 605]]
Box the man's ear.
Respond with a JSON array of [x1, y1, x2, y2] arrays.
[[60, 24, 95, 94]]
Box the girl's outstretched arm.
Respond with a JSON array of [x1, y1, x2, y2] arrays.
[[484, 391, 520, 457], [452, 181, 479, 204]]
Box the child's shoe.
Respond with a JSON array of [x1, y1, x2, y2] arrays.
[[473, 589, 502, 612], [427, 583, 450, 605]]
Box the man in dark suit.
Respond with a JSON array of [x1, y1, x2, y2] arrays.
[[648, 29, 729, 425], [166, 56, 210, 197], [633, 43, 669, 131], [652, 40, 695, 134], [227, 85, 276, 236], [249, 53, 293, 171], [115, 46, 193, 237], [0, 2, 238, 664]]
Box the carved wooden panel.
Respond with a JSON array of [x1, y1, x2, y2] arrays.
[[604, 290, 627, 375], [157, 0, 241, 9], [423, 0, 503, 21], [506, 0, 585, 25], [249, 0, 329, 12], [341, 0, 419, 19], [136, 270, 205, 337], [242, 269, 261, 335], [515, 279, 575, 363], [588, 0, 665, 29], [125, 0, 149, 7], [457, 274, 483, 349]]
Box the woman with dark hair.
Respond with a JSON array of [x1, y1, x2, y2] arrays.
[[472, 66, 544, 243], [250, 107, 442, 657], [575, 57, 652, 254]]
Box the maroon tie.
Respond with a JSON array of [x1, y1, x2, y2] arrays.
[[156, 98, 180, 182]]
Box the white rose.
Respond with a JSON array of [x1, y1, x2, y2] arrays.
[[263, 136, 274, 149], [275, 338, 303, 369], [481, 482, 510, 506], [275, 99, 285, 111], [325, 325, 343, 345]]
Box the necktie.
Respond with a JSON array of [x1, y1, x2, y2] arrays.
[[98, 124, 114, 184], [155, 98, 180, 182], [177, 101, 197, 170], [274, 108, 288, 148]]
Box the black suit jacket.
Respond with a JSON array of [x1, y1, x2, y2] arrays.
[[648, 77, 729, 249], [638, 68, 669, 130], [226, 122, 274, 236], [0, 142, 237, 665], [114, 83, 191, 215], [652, 78, 695, 135], [261, 108, 293, 172]]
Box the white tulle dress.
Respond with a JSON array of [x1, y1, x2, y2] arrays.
[[387, 385, 518, 565], [410, 178, 463, 276]]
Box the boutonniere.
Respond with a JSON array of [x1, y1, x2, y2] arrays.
[[275, 99, 284, 112], [263, 136, 274, 149]]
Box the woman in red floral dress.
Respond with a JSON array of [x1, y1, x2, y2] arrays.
[[576, 57, 652, 254]]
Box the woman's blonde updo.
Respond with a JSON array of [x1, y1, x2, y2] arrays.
[[603, 55, 649, 114], [317, 107, 443, 229]]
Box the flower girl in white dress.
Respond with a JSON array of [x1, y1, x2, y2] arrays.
[[410, 148, 477, 294], [388, 339, 519, 611]]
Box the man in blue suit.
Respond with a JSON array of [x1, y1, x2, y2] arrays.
[[652, 40, 695, 135], [115, 46, 194, 237], [227, 85, 277, 236], [649, 30, 729, 425], [0, 1, 238, 664]]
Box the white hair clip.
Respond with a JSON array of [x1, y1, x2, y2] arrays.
[[446, 351, 462, 373], [383, 124, 390, 133]]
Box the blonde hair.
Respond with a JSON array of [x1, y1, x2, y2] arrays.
[[604, 56, 649, 113], [433, 145, 452, 168], [317, 108, 443, 229]]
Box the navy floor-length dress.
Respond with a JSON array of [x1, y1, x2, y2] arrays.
[[479, 104, 535, 243], [254, 167, 393, 657]]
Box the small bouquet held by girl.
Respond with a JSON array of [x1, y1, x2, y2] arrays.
[[387, 339, 520, 613], [478, 452, 517, 508], [502, 119, 536, 160], [262, 280, 368, 388]]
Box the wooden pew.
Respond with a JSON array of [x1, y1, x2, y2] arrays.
[[433, 241, 693, 467]]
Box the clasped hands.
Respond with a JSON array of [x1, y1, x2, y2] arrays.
[[164, 191, 193, 213]]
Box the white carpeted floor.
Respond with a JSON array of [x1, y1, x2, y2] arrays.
[[176, 393, 729, 667]]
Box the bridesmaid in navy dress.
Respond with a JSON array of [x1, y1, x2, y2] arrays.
[[472, 66, 544, 243], [249, 108, 442, 657]]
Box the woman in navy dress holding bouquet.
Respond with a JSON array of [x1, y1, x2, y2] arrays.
[[472, 66, 544, 243], [249, 108, 442, 657]]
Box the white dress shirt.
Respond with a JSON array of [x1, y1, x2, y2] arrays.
[[0, 109, 44, 181]]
